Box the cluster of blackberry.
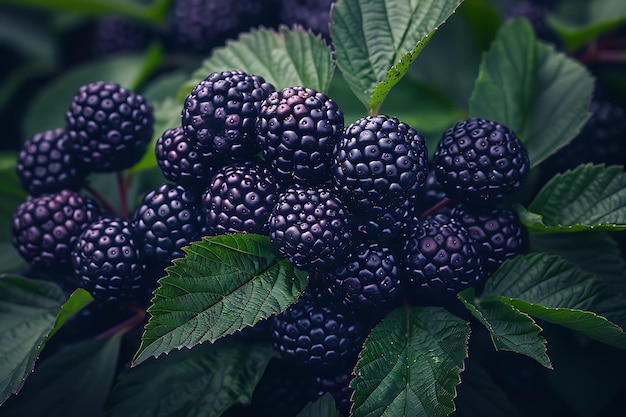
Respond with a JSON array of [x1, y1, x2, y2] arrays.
[[12, 69, 531, 415]]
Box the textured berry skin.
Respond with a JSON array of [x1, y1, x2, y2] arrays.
[[257, 86, 344, 185], [433, 117, 530, 206], [93, 15, 150, 56], [415, 169, 449, 215], [325, 242, 401, 310], [271, 289, 364, 370], [16, 128, 87, 196], [132, 183, 203, 267], [155, 126, 215, 190], [504, 1, 559, 44], [72, 217, 146, 302], [202, 160, 278, 235], [268, 186, 351, 271], [182, 70, 275, 162], [349, 198, 418, 245], [280, 0, 336, 39], [402, 213, 483, 300], [11, 190, 101, 271], [451, 204, 528, 276], [65, 81, 154, 172], [332, 114, 428, 212]]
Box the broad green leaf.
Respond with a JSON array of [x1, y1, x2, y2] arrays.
[[107, 337, 276, 417], [458, 289, 551, 368], [331, 0, 464, 113], [47, 288, 93, 341], [520, 164, 626, 232], [296, 394, 340, 417], [23, 51, 163, 140], [351, 306, 469, 417], [0, 11, 57, 61], [482, 253, 626, 349], [0, 276, 66, 404], [179, 26, 334, 100], [133, 234, 308, 366], [469, 19, 594, 167], [0, 336, 121, 417]]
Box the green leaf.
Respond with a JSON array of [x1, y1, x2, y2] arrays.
[[47, 288, 93, 341], [0, 276, 66, 404], [458, 289, 552, 368], [0, 336, 121, 417], [296, 394, 340, 417], [132, 234, 308, 366], [331, 0, 464, 113], [469, 19, 594, 167], [23, 51, 162, 140], [107, 337, 276, 417], [0, 154, 28, 273], [179, 26, 334, 100], [482, 253, 626, 349], [351, 306, 469, 417], [519, 164, 626, 232]]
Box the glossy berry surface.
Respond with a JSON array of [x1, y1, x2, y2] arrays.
[[182, 70, 275, 162], [433, 117, 530, 206], [202, 160, 278, 235], [72, 217, 145, 302], [65, 81, 154, 172], [257, 86, 344, 185], [11, 189, 101, 270], [268, 185, 350, 271]]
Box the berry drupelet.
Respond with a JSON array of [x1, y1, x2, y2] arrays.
[[65, 81, 154, 172], [433, 117, 530, 206], [257, 86, 344, 186]]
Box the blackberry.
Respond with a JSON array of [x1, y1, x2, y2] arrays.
[[324, 242, 401, 310], [182, 70, 275, 162], [271, 288, 364, 370], [16, 128, 87, 196], [280, 0, 336, 39], [433, 117, 530, 206], [401, 213, 483, 301], [504, 1, 559, 44], [154, 126, 215, 191], [202, 160, 278, 235], [171, 0, 279, 53], [332, 114, 429, 213], [311, 367, 354, 417], [257, 86, 344, 185], [65, 81, 154, 172], [349, 197, 418, 245], [268, 185, 351, 271], [451, 204, 529, 276], [93, 15, 151, 57], [11, 190, 101, 271], [72, 217, 146, 302], [132, 183, 203, 268], [415, 169, 450, 216]]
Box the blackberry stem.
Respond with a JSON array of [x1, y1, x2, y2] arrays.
[[95, 303, 146, 340], [117, 171, 130, 219], [84, 184, 118, 216], [420, 197, 455, 219]]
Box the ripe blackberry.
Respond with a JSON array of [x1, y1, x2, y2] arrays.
[[332, 114, 428, 212], [311, 367, 354, 417], [154, 126, 215, 191], [202, 160, 278, 235], [132, 183, 203, 268], [451, 204, 528, 276], [182, 70, 275, 162], [16, 128, 87, 196], [324, 242, 401, 310], [11, 190, 101, 271], [433, 117, 530, 206], [415, 169, 449, 216], [72, 217, 146, 302], [65, 81, 154, 172], [280, 0, 336, 39], [171, 0, 279, 53], [504, 1, 559, 44], [268, 185, 351, 271], [401, 213, 483, 301], [270, 288, 364, 370], [349, 198, 418, 245], [257, 86, 344, 185], [93, 15, 151, 56]]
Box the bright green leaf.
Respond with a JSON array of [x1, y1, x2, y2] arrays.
[[47, 288, 93, 341], [0, 336, 121, 417], [296, 394, 340, 417], [132, 234, 308, 366], [331, 0, 464, 113], [458, 289, 552, 368], [107, 337, 276, 417], [520, 164, 626, 232], [469, 19, 594, 167], [0, 276, 66, 404], [178, 26, 334, 100], [351, 306, 469, 417]]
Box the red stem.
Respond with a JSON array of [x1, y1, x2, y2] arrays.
[[117, 171, 130, 219], [95, 303, 146, 340], [84, 184, 118, 216], [420, 197, 455, 219]]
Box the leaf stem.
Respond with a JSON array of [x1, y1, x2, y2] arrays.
[[117, 171, 131, 219], [95, 303, 146, 340], [420, 197, 455, 219], [84, 184, 118, 216]]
